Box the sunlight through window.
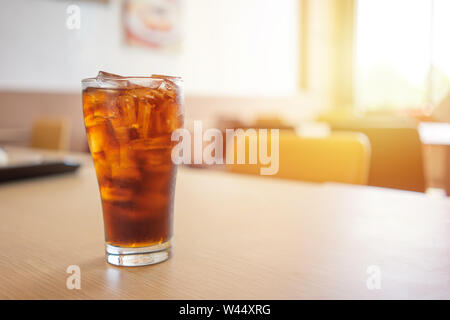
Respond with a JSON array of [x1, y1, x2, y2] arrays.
[[356, 0, 450, 112]]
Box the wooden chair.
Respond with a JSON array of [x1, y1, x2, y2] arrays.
[[226, 130, 371, 185], [330, 123, 426, 192], [30, 119, 70, 151]]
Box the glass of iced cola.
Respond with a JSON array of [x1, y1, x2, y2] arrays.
[[82, 72, 183, 266]]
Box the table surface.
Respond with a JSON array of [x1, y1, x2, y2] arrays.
[[0, 148, 449, 299]]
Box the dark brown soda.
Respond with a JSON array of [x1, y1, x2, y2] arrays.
[[82, 79, 183, 247]]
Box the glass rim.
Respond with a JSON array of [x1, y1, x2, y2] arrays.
[[81, 74, 183, 87]]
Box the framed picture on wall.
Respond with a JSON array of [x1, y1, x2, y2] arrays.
[[122, 0, 182, 51]]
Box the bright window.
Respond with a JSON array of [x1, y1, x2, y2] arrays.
[[355, 0, 450, 112]]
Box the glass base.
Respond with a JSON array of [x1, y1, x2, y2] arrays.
[[105, 240, 172, 267]]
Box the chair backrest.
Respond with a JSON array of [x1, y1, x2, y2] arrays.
[[30, 118, 69, 151], [331, 124, 426, 192], [226, 130, 371, 185]]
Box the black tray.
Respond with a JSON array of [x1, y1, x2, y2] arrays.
[[0, 161, 81, 183]]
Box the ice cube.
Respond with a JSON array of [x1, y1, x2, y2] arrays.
[[91, 151, 112, 181], [157, 77, 181, 101], [100, 185, 134, 202], [95, 71, 130, 88], [129, 135, 173, 151], [162, 102, 183, 132], [83, 87, 111, 117], [147, 101, 183, 136], [151, 74, 181, 86], [117, 95, 137, 125], [159, 79, 176, 92], [128, 78, 163, 90], [86, 121, 108, 154], [94, 106, 117, 119], [97, 71, 123, 79], [110, 163, 141, 185], [131, 87, 161, 103], [86, 119, 120, 163], [84, 114, 103, 129], [110, 126, 130, 143], [137, 100, 153, 139], [138, 148, 172, 168], [103, 95, 137, 137]]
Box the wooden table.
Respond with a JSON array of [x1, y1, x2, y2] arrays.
[[0, 149, 449, 299]]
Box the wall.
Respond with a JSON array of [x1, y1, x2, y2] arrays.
[[0, 91, 85, 150], [0, 0, 319, 151], [0, 0, 298, 96], [0, 90, 319, 151]]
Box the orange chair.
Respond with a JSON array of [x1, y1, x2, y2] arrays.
[[30, 118, 70, 151], [226, 130, 371, 185], [330, 123, 426, 192]]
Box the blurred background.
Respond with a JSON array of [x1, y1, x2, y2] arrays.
[[0, 0, 449, 195]]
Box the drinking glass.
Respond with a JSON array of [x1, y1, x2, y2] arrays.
[[82, 72, 183, 266]]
